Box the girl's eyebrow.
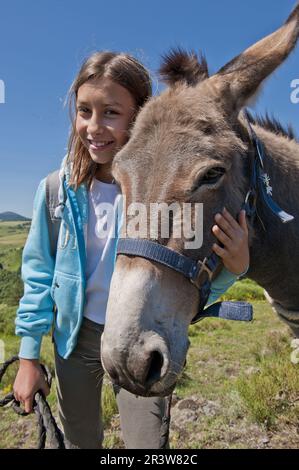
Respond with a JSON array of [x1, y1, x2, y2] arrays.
[[109, 101, 123, 108], [76, 99, 123, 108], [76, 100, 89, 107]]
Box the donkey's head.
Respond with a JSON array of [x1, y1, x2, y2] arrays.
[[102, 5, 299, 396]]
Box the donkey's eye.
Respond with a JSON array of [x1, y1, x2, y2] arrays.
[[202, 167, 226, 184], [192, 167, 226, 191]]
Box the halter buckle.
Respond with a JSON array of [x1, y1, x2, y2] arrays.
[[190, 257, 214, 289]]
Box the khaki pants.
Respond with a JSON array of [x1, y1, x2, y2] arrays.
[[54, 317, 169, 449]]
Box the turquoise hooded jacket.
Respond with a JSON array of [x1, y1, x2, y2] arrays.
[[15, 163, 239, 360]]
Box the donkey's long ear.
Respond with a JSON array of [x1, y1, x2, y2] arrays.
[[211, 3, 299, 111]]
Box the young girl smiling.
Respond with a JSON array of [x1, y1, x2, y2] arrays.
[[13, 51, 249, 449]]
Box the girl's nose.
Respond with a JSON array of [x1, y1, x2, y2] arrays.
[[87, 116, 105, 135]]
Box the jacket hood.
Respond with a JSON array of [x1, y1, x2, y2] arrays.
[[54, 154, 89, 225], [54, 154, 69, 219]]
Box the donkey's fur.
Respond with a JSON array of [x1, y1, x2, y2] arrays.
[[102, 4, 299, 397]]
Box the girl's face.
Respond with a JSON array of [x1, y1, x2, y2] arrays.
[[76, 77, 136, 173]]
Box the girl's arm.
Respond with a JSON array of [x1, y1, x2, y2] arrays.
[[15, 178, 56, 359], [207, 208, 249, 306]]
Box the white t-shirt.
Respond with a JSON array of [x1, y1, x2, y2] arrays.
[[83, 178, 121, 325]]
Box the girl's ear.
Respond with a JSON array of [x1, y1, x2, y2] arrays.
[[209, 3, 299, 113]]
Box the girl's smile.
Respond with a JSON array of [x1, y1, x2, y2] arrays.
[[88, 139, 115, 151]]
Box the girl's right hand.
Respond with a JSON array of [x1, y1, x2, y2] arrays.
[[13, 358, 50, 413]]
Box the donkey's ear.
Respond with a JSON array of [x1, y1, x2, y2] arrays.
[[159, 47, 209, 86], [211, 3, 299, 111]]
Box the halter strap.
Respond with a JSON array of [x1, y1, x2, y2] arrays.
[[117, 238, 218, 288], [117, 238, 252, 324], [243, 111, 295, 224]]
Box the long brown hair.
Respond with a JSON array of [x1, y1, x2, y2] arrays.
[[67, 51, 152, 188]]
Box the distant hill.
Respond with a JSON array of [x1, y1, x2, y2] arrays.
[[0, 212, 31, 222]]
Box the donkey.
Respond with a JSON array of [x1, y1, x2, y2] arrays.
[[101, 4, 299, 397]]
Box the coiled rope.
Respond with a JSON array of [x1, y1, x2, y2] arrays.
[[0, 356, 65, 449], [1, 355, 173, 449]]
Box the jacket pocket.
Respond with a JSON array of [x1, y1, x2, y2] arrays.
[[51, 272, 83, 331]]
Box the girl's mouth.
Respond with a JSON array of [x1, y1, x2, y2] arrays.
[[88, 140, 114, 151]]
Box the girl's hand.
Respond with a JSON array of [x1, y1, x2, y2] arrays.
[[13, 359, 50, 413], [212, 208, 249, 276]]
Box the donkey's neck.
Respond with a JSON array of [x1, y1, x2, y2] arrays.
[[247, 125, 299, 309]]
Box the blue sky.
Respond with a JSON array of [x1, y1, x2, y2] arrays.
[[0, 0, 298, 217]]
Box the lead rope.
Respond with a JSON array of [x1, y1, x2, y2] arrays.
[[0, 356, 65, 449]]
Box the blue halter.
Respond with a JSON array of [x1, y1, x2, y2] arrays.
[[242, 111, 294, 224]]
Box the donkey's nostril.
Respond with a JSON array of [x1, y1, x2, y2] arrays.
[[144, 350, 164, 386]]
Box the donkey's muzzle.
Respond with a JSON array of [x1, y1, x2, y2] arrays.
[[101, 332, 172, 395]]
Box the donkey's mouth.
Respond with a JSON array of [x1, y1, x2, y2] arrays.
[[114, 375, 177, 398]]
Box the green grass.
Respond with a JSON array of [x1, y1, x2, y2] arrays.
[[1, 302, 298, 449], [0, 221, 298, 448], [0, 221, 30, 249], [172, 302, 299, 448], [236, 347, 299, 427], [0, 271, 23, 306], [0, 304, 19, 335], [102, 381, 119, 426], [0, 247, 23, 272], [222, 278, 265, 301]]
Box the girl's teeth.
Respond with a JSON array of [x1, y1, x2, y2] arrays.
[[91, 141, 113, 147]]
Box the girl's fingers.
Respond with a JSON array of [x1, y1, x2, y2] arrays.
[[212, 225, 232, 247], [214, 213, 234, 239], [238, 210, 249, 234], [24, 397, 33, 414], [212, 243, 228, 259], [222, 207, 241, 231]]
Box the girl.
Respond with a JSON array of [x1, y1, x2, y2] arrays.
[[13, 51, 249, 449]]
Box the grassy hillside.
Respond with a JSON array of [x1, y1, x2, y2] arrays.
[[0, 212, 31, 222], [0, 221, 298, 449], [0, 221, 30, 250], [1, 302, 298, 449], [0, 222, 29, 311]]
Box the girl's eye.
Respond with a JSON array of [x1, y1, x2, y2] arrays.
[[77, 107, 90, 114], [105, 109, 119, 116], [192, 167, 226, 191]]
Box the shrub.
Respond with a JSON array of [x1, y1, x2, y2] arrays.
[[0, 269, 23, 306], [221, 279, 265, 301], [0, 304, 18, 336], [236, 350, 299, 427]]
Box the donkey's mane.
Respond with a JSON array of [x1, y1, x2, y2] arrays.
[[159, 48, 209, 86], [246, 110, 298, 142]]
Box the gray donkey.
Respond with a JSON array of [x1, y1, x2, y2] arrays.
[[101, 4, 299, 397]]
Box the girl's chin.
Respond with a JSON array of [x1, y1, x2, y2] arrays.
[[89, 151, 114, 165]]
